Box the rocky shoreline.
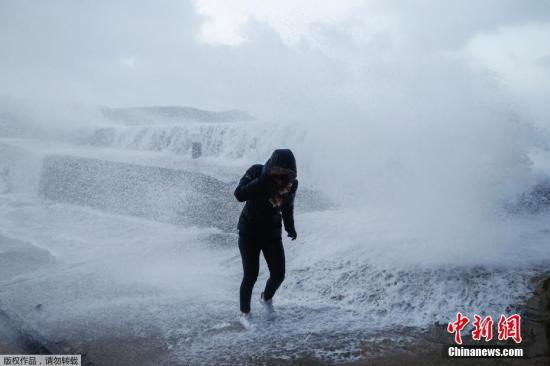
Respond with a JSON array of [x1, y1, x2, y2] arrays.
[[354, 273, 550, 366], [0, 308, 50, 355]]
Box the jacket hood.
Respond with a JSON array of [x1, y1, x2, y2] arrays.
[[264, 149, 297, 177]]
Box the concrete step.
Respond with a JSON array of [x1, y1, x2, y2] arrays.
[[0, 138, 332, 232]]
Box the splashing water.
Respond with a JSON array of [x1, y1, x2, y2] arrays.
[[0, 96, 549, 364]]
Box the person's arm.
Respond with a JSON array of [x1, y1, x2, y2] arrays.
[[234, 165, 273, 202], [282, 179, 298, 240]]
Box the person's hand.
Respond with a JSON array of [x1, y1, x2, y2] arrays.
[[287, 228, 297, 241], [269, 196, 283, 207], [261, 175, 279, 197]]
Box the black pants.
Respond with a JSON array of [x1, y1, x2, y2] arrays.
[[238, 233, 285, 313]]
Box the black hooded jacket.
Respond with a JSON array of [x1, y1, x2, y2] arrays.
[[234, 149, 298, 238]]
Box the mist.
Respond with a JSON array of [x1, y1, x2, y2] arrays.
[[1, 1, 550, 364]]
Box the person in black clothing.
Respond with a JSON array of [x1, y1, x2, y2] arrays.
[[234, 149, 298, 325]]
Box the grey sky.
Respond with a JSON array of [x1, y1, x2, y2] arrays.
[[0, 0, 549, 122]]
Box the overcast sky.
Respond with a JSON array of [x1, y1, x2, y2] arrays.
[[0, 0, 549, 123]]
